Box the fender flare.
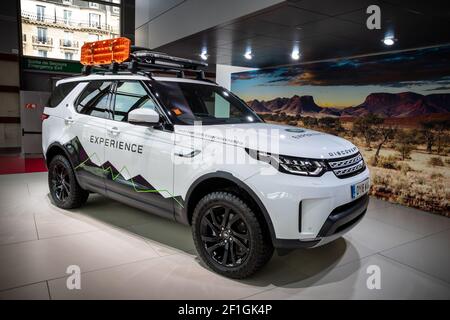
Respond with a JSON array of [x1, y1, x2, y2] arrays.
[[45, 142, 83, 185], [182, 171, 277, 243]]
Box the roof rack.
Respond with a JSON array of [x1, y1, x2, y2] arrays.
[[81, 41, 209, 80]]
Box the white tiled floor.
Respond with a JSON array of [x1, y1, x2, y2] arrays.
[[0, 172, 449, 300]]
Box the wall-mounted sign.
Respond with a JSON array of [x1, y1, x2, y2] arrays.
[[22, 57, 82, 74], [24, 103, 37, 109]]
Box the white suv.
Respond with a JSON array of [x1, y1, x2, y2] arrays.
[[42, 47, 369, 278]]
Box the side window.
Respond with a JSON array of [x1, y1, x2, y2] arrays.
[[113, 81, 158, 122], [76, 81, 113, 119], [48, 81, 78, 108]]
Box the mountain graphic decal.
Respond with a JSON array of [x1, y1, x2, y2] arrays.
[[65, 136, 184, 207]]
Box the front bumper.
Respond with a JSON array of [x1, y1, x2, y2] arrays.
[[272, 194, 368, 249], [244, 167, 370, 248]]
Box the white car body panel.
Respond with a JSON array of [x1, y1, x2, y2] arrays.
[[43, 74, 370, 247]]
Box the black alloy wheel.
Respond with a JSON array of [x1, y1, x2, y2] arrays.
[[192, 192, 274, 278], [51, 163, 71, 202], [48, 155, 89, 209], [200, 205, 251, 267]]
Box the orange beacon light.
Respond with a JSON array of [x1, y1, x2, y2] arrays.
[[80, 37, 131, 66]]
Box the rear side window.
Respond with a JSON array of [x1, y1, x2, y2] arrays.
[[76, 81, 113, 119], [48, 81, 78, 108]]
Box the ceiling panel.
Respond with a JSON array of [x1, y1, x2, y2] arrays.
[[288, 0, 379, 16], [154, 0, 450, 69], [256, 4, 327, 26]]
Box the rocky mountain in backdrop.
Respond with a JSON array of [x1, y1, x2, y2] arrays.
[[247, 99, 270, 113], [341, 92, 450, 117], [249, 95, 322, 114], [247, 92, 450, 117]]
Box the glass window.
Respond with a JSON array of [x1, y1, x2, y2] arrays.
[[149, 81, 262, 125], [113, 81, 158, 122], [37, 27, 47, 42], [48, 81, 79, 108], [64, 52, 73, 60], [89, 2, 99, 9], [36, 5, 45, 21], [77, 81, 113, 119], [89, 13, 100, 27], [38, 50, 47, 57], [63, 31, 73, 46], [63, 10, 71, 24]]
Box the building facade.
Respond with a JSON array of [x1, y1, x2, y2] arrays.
[[21, 0, 120, 61]]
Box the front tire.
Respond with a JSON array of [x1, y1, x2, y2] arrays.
[[192, 192, 273, 279], [48, 155, 89, 209]]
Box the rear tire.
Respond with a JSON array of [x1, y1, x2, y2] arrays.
[[192, 191, 273, 279], [48, 155, 89, 209]]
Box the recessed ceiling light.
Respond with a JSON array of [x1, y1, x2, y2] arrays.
[[244, 50, 253, 60], [291, 49, 300, 60], [382, 37, 395, 46], [199, 49, 208, 60]]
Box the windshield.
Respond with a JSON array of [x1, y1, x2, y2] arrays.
[[148, 80, 262, 125]]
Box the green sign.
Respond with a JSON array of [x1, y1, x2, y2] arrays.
[[22, 57, 82, 73]]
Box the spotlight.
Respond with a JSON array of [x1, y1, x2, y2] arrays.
[[382, 37, 395, 46], [244, 50, 253, 60], [199, 50, 208, 61], [291, 49, 300, 60]]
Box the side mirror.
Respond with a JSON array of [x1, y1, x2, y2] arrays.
[[128, 108, 160, 126]]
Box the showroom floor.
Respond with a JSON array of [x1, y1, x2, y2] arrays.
[[0, 172, 449, 300]]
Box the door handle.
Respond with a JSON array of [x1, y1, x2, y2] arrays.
[[174, 150, 201, 158], [107, 127, 120, 136], [64, 117, 74, 125]]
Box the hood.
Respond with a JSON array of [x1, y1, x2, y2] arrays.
[[175, 123, 358, 159]]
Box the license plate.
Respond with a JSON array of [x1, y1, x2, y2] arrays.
[[351, 179, 370, 199]]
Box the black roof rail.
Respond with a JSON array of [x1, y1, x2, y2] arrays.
[[83, 46, 209, 80]]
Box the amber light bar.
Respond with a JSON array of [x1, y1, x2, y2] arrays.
[[80, 37, 131, 66]]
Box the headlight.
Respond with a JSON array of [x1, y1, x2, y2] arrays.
[[246, 148, 328, 177]]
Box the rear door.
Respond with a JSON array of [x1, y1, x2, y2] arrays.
[[68, 80, 113, 193], [103, 80, 176, 218]]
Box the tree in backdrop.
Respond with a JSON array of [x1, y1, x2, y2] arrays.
[[420, 119, 450, 154], [302, 116, 318, 128], [318, 117, 344, 134], [420, 121, 436, 153], [373, 125, 397, 165], [433, 120, 450, 155], [395, 129, 416, 160], [353, 113, 384, 149]]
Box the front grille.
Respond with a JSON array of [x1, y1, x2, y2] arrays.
[[326, 152, 365, 179]]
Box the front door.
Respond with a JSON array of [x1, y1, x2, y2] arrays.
[[103, 80, 176, 218]]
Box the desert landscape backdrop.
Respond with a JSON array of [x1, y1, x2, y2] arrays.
[[232, 45, 450, 216]]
